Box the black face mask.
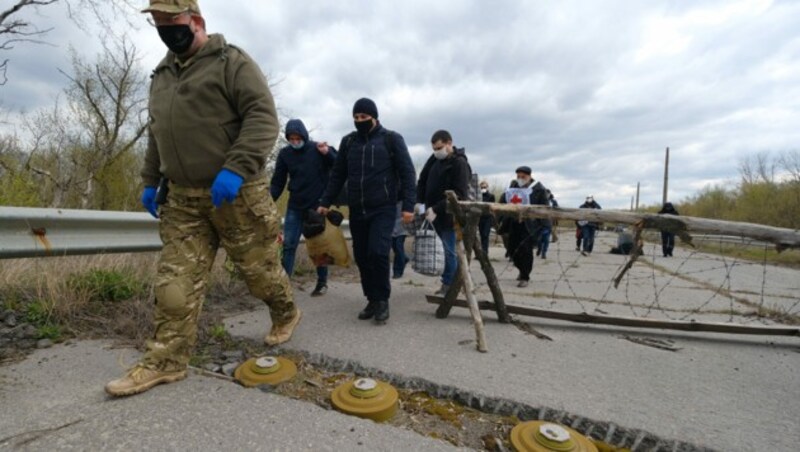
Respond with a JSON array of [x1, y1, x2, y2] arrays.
[[354, 119, 373, 135], [157, 24, 195, 55]]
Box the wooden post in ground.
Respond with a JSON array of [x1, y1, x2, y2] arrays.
[[467, 208, 510, 323], [454, 215, 488, 352]]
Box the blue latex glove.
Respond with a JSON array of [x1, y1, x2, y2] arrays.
[[211, 169, 244, 208], [141, 186, 159, 219]]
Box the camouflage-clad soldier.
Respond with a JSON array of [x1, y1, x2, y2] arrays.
[[106, 0, 299, 397]]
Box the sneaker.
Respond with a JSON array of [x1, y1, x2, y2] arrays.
[[358, 301, 377, 320], [580, 251, 588, 256], [311, 282, 327, 297], [575, 247, 580, 252], [517, 280, 530, 288], [105, 365, 186, 397], [434, 284, 450, 297], [265, 308, 302, 346]]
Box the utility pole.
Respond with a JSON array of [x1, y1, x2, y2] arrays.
[[630, 196, 634, 211], [635, 182, 640, 211], [662, 147, 670, 205]]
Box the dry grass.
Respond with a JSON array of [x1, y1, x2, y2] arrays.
[[0, 251, 270, 346]]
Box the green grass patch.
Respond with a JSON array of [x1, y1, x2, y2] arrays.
[[67, 269, 145, 302]]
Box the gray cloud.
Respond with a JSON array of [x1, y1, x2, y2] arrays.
[[2, 0, 798, 209]]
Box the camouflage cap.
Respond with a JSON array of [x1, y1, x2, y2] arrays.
[[141, 0, 201, 15]]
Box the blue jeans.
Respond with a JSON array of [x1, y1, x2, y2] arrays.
[[538, 228, 551, 258], [282, 208, 328, 283], [437, 227, 457, 286], [580, 225, 596, 253], [392, 236, 408, 277], [350, 205, 395, 302]]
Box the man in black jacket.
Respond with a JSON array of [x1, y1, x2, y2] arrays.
[[478, 180, 495, 256], [318, 98, 416, 324], [500, 166, 549, 287], [577, 196, 602, 256], [658, 202, 679, 257], [270, 119, 337, 296], [416, 130, 472, 296]]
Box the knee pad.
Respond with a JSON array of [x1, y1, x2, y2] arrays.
[[155, 280, 193, 317]]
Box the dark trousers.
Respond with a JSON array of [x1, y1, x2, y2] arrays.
[[661, 231, 675, 256], [580, 225, 596, 253], [478, 216, 492, 256], [350, 205, 395, 302], [510, 226, 535, 281], [391, 235, 408, 277]]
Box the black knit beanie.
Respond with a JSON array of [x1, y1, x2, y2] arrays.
[[352, 98, 379, 119]]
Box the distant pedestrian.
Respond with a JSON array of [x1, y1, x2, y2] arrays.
[[270, 119, 337, 296], [578, 195, 602, 256], [391, 201, 410, 278], [536, 190, 557, 259], [658, 202, 679, 257], [499, 166, 549, 287], [478, 180, 496, 256]]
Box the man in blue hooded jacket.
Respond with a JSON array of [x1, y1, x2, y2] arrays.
[[318, 98, 416, 324], [270, 119, 337, 296]]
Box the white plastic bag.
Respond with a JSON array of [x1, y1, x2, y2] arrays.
[[412, 220, 445, 277]]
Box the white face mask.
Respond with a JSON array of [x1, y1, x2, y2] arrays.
[[516, 178, 530, 186], [481, 188, 488, 194], [433, 149, 448, 160]]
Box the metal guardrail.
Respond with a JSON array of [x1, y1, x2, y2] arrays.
[[0, 207, 161, 259], [0, 207, 350, 259]]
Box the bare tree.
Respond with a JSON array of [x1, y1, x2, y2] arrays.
[[23, 33, 147, 209], [739, 152, 775, 185], [0, 0, 136, 84]]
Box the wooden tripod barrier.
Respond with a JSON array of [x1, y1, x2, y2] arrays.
[[437, 193, 510, 324]]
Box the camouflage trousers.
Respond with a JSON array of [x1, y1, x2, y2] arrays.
[[143, 180, 294, 372]]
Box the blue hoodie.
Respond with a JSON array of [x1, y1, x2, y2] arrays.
[[269, 119, 338, 210]]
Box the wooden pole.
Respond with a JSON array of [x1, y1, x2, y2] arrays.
[[663, 147, 670, 206], [461, 202, 800, 250], [426, 296, 800, 337], [454, 224, 488, 352], [471, 228, 510, 323], [635, 182, 640, 211]]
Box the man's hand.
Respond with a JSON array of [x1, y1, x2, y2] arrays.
[[317, 142, 329, 155], [141, 186, 159, 219], [317, 206, 330, 216], [211, 169, 244, 208], [402, 211, 414, 224], [425, 207, 437, 223]]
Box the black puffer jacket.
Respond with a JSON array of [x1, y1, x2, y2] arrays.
[[416, 148, 471, 230], [320, 124, 416, 216]]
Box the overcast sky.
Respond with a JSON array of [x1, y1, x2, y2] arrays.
[[2, 0, 798, 209]]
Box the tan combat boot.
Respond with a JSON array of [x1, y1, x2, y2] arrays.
[[264, 308, 302, 346], [105, 365, 187, 397]]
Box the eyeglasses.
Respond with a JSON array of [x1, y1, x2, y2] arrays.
[[146, 11, 190, 27]]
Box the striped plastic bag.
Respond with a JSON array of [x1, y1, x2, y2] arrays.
[[412, 220, 445, 277]]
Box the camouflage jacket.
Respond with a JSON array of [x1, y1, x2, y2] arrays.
[[141, 34, 278, 188]]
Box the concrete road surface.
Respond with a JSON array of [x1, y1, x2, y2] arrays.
[[1, 239, 798, 451]]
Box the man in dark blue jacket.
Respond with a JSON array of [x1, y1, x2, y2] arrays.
[[318, 98, 416, 324], [270, 119, 337, 296], [416, 130, 471, 296]]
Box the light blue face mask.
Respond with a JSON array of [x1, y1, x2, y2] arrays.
[[290, 141, 305, 150]]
